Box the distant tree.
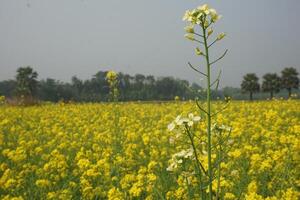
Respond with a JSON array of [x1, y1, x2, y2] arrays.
[[15, 66, 38, 97], [144, 75, 156, 100], [145, 75, 155, 85], [86, 71, 109, 101], [134, 74, 146, 92], [0, 80, 16, 97], [222, 87, 241, 100], [0, 68, 208, 102], [156, 77, 176, 100], [71, 76, 83, 93], [262, 73, 281, 99], [38, 78, 60, 102], [281, 67, 299, 97], [71, 76, 84, 100], [56, 83, 76, 102], [241, 73, 260, 100]]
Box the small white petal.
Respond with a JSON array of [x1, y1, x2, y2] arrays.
[[193, 116, 201, 121], [168, 123, 175, 131], [177, 120, 184, 126]]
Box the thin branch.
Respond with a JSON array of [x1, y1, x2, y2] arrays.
[[185, 125, 208, 176], [208, 38, 218, 48], [196, 100, 209, 115], [205, 21, 213, 32], [215, 70, 222, 91], [194, 39, 205, 45], [193, 133, 204, 141], [182, 83, 206, 99], [201, 174, 217, 188], [194, 32, 204, 38], [211, 128, 232, 150], [210, 49, 228, 66], [188, 62, 207, 77], [211, 102, 230, 117], [210, 70, 221, 89], [210, 79, 218, 88], [215, 73, 221, 91]]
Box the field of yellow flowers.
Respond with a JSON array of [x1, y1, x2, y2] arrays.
[[0, 100, 299, 199]]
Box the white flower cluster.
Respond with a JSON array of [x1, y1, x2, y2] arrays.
[[166, 148, 194, 172], [168, 113, 201, 131], [182, 4, 221, 26]]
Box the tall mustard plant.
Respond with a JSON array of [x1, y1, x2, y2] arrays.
[[106, 71, 119, 102], [167, 4, 232, 199]]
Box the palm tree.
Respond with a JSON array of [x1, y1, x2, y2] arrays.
[[262, 73, 281, 99], [241, 73, 260, 100], [281, 67, 299, 98], [15, 66, 38, 97]]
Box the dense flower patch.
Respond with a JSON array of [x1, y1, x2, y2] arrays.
[[0, 100, 299, 199]]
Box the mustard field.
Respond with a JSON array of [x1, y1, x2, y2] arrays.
[[0, 100, 299, 200]]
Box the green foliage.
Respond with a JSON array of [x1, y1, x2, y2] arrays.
[[0, 68, 299, 102], [241, 73, 260, 100], [38, 79, 76, 102], [15, 66, 38, 97], [0, 80, 16, 97], [262, 73, 281, 99], [281, 67, 299, 97]]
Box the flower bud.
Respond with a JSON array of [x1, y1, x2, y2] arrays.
[[184, 25, 194, 34], [203, 20, 209, 28], [195, 47, 203, 55], [184, 34, 195, 41], [217, 32, 226, 40], [207, 28, 213, 36]]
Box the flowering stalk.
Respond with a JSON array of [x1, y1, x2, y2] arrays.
[[202, 21, 214, 200], [176, 4, 229, 199], [167, 4, 231, 199], [106, 71, 119, 102]]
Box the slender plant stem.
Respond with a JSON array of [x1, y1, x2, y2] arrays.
[[186, 126, 207, 176], [184, 162, 193, 200], [216, 145, 222, 199], [186, 126, 205, 199], [202, 22, 213, 200]]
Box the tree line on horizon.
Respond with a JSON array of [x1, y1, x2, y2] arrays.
[[0, 66, 299, 103], [0, 67, 203, 102], [241, 67, 299, 100]]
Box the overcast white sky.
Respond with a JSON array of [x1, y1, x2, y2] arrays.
[[0, 0, 299, 87]]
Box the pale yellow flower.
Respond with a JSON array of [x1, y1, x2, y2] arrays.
[[184, 25, 194, 33], [217, 32, 226, 40], [208, 28, 213, 36], [184, 33, 195, 41]]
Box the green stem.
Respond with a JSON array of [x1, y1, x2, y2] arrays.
[[183, 162, 193, 200], [185, 126, 206, 199], [202, 22, 213, 200], [216, 145, 222, 199], [186, 126, 207, 176]]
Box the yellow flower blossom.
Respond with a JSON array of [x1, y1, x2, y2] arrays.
[[0, 100, 298, 198]]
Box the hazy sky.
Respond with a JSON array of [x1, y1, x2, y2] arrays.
[[0, 0, 299, 87]]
